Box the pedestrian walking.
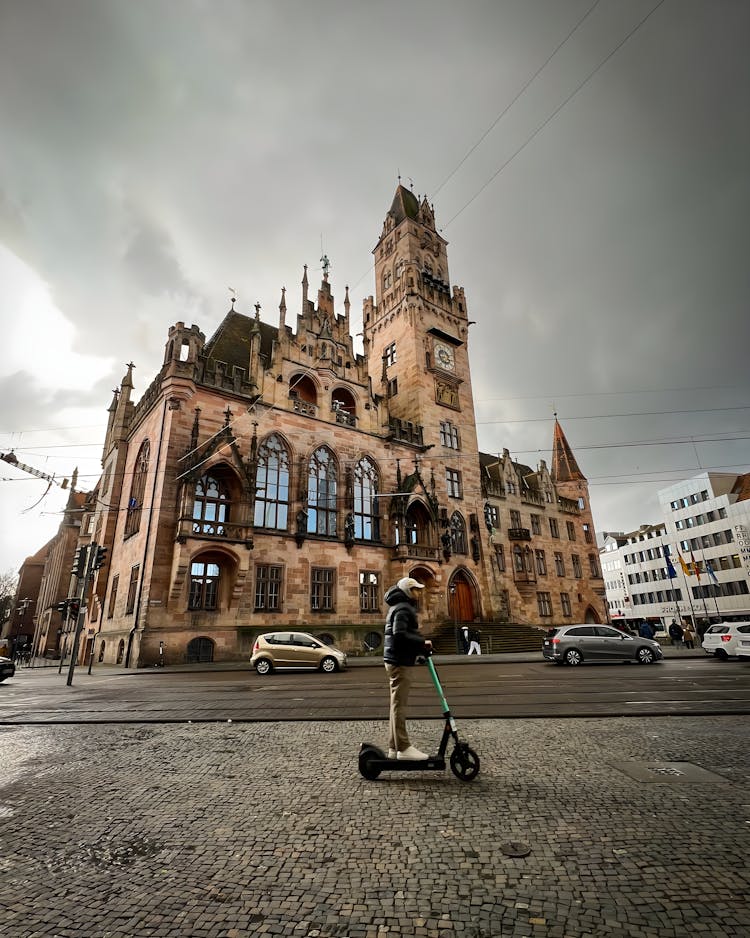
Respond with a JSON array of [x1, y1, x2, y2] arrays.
[[668, 619, 684, 646], [467, 628, 482, 655], [460, 625, 470, 655], [682, 623, 696, 649], [383, 576, 432, 761], [638, 619, 655, 640]]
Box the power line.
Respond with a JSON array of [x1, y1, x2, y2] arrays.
[[443, 0, 668, 230], [477, 405, 750, 425], [476, 384, 750, 403], [432, 0, 603, 197]]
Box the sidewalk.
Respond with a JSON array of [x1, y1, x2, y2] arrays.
[[18, 644, 708, 678]]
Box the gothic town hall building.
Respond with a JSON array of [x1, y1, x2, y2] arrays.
[[75, 185, 605, 667]]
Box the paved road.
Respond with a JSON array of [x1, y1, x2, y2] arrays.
[[2, 655, 749, 937], [1, 712, 748, 937], [1, 651, 748, 723]]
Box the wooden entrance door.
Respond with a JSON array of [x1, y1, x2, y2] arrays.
[[454, 579, 475, 623]]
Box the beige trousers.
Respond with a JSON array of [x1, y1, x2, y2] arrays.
[[385, 663, 414, 752]]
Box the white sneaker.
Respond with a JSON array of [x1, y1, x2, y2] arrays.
[[387, 749, 397, 759], [397, 745, 429, 760]]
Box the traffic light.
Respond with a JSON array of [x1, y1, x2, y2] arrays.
[[93, 545, 108, 570], [71, 546, 87, 578], [54, 599, 69, 615], [68, 598, 80, 619]]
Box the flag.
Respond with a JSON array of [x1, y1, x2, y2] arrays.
[[691, 551, 702, 582], [705, 558, 719, 586], [663, 545, 677, 579], [677, 551, 691, 576]]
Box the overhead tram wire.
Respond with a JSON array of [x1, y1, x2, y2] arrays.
[[431, 0, 603, 198], [4, 413, 749, 486], [476, 405, 750, 425], [442, 0, 668, 231], [475, 383, 750, 403]]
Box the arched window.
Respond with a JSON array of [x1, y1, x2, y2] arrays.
[[382, 268, 392, 291], [188, 560, 220, 610], [307, 447, 337, 536], [192, 473, 230, 535], [354, 457, 379, 541], [513, 545, 524, 573], [125, 440, 150, 538], [396, 502, 432, 547], [254, 435, 290, 529], [450, 512, 467, 554]]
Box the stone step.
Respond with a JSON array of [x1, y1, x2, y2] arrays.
[[431, 622, 545, 656]]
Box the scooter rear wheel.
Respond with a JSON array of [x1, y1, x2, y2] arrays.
[[358, 747, 382, 780], [450, 744, 480, 782]]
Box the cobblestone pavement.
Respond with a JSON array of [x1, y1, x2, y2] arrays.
[[1, 715, 748, 938]]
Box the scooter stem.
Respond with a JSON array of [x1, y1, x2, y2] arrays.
[[426, 656, 450, 714]]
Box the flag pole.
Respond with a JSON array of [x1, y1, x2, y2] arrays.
[[702, 551, 722, 620], [692, 552, 711, 623], [671, 546, 698, 627]]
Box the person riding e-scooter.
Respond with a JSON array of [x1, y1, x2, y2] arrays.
[[383, 576, 432, 761]]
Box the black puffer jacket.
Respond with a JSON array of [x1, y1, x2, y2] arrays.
[[383, 585, 429, 666]]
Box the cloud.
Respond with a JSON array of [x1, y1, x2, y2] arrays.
[[0, 0, 749, 570]]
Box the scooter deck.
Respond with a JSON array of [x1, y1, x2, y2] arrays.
[[370, 756, 446, 772]]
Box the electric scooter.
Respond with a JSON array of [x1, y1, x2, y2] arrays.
[[358, 651, 480, 782]]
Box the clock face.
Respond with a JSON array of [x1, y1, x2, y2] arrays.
[[434, 342, 455, 370]]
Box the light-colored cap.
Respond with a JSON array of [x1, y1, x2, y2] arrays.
[[397, 576, 425, 598]]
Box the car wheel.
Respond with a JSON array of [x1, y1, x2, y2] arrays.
[[715, 649, 729, 661], [636, 646, 655, 665], [320, 655, 338, 673], [254, 657, 273, 675], [564, 648, 583, 666]]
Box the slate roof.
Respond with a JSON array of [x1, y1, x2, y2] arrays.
[[203, 311, 277, 371], [388, 185, 420, 225]]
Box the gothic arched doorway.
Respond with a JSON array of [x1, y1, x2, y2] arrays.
[[584, 606, 601, 624]]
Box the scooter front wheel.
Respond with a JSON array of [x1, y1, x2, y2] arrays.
[[450, 744, 480, 782]]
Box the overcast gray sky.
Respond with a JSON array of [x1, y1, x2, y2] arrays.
[[1, 0, 749, 575]]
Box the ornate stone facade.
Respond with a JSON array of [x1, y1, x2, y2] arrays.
[[71, 185, 605, 666]]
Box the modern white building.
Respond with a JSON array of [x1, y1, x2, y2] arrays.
[[600, 471, 750, 631]]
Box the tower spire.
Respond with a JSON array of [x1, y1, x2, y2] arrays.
[[550, 417, 586, 483]]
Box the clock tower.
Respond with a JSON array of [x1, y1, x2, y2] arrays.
[[362, 185, 489, 618], [363, 184, 479, 471]]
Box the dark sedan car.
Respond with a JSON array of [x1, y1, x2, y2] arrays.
[[543, 624, 663, 666], [0, 655, 16, 682]]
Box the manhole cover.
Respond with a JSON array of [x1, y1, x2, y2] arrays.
[[611, 761, 729, 784], [500, 841, 531, 858]]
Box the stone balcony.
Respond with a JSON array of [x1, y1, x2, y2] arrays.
[[176, 518, 254, 547], [392, 543, 440, 561]]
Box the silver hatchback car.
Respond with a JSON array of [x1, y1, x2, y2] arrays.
[[543, 624, 663, 666]]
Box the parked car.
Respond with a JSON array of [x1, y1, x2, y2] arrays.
[[701, 622, 750, 660], [251, 631, 347, 675], [542, 624, 663, 666], [0, 655, 16, 682]]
